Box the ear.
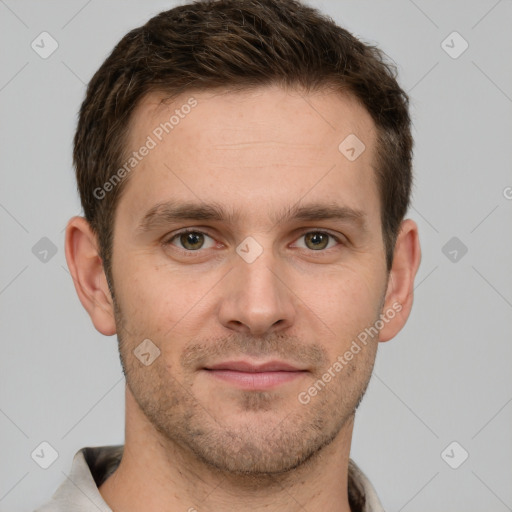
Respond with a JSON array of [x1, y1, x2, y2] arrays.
[[65, 216, 117, 336], [378, 219, 421, 342]]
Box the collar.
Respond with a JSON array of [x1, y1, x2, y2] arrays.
[[35, 445, 385, 512]]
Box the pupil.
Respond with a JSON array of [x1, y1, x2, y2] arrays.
[[307, 232, 328, 250], [182, 232, 203, 249]]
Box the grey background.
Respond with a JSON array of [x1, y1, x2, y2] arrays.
[[1, 0, 511, 510]]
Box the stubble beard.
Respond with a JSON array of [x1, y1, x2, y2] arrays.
[[113, 299, 379, 481]]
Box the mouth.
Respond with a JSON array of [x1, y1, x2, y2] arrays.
[[202, 360, 308, 390]]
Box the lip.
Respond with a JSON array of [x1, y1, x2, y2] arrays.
[[203, 360, 308, 390], [205, 360, 304, 372]]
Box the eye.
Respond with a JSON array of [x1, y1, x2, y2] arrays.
[[166, 230, 216, 251], [163, 229, 342, 254], [293, 231, 341, 251]]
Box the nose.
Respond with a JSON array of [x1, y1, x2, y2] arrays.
[[217, 249, 296, 337]]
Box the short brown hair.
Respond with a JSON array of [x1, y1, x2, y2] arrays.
[[74, 0, 412, 285]]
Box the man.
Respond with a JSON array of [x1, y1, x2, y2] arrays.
[[36, 0, 421, 510]]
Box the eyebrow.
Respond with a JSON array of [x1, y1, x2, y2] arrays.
[[136, 200, 368, 233]]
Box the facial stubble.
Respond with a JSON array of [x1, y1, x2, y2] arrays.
[[113, 299, 380, 481]]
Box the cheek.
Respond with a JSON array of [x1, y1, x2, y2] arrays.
[[304, 265, 384, 341], [112, 256, 217, 343]]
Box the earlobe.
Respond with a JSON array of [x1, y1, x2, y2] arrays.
[[65, 216, 117, 336], [379, 219, 421, 342]]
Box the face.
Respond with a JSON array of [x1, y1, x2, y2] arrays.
[[110, 85, 389, 475]]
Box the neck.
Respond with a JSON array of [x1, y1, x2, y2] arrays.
[[99, 385, 355, 512]]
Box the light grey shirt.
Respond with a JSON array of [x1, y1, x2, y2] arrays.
[[34, 445, 385, 511]]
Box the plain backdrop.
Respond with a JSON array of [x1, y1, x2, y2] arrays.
[[1, 1, 511, 510]]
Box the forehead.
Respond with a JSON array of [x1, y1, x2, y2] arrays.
[[130, 85, 375, 153], [118, 85, 380, 229]]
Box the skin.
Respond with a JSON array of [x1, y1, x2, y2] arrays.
[[65, 85, 421, 512]]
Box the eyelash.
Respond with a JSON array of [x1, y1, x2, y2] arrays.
[[162, 229, 344, 254]]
